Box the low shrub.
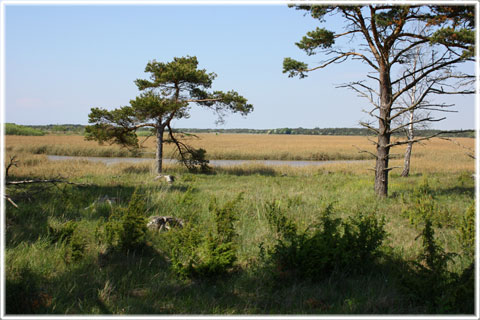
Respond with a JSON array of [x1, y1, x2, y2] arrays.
[[168, 194, 242, 279], [47, 220, 86, 263], [398, 217, 474, 313], [100, 190, 148, 252], [457, 201, 475, 259], [263, 201, 386, 280], [401, 178, 453, 228]]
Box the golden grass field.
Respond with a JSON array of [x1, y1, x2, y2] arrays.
[[5, 134, 475, 174]]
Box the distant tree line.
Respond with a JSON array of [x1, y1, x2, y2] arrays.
[[5, 123, 474, 138], [174, 127, 474, 138]]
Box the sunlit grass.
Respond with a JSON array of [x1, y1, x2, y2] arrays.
[[4, 134, 475, 314]]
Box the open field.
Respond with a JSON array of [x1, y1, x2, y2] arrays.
[[5, 134, 475, 173], [4, 134, 476, 315]]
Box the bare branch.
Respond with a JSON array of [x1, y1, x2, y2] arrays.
[[6, 179, 90, 186], [5, 155, 19, 178]]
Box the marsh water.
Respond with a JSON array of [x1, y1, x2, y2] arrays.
[[47, 155, 367, 167]]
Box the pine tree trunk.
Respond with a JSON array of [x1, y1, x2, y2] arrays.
[[155, 126, 164, 174], [374, 65, 393, 197]]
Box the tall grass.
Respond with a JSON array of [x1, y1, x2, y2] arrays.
[[4, 137, 475, 314], [5, 134, 475, 174]]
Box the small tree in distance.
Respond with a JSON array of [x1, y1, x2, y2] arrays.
[[86, 56, 253, 174]]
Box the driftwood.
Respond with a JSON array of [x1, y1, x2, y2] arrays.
[[4, 194, 18, 208], [6, 179, 89, 186]]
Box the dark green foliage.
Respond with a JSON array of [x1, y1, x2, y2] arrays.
[[398, 217, 474, 313], [102, 191, 148, 252], [47, 220, 77, 244], [6, 267, 46, 314], [5, 123, 45, 136], [47, 220, 86, 262], [282, 58, 309, 78], [296, 27, 335, 54], [264, 202, 386, 280], [65, 229, 86, 263], [168, 194, 242, 279], [457, 201, 475, 259]]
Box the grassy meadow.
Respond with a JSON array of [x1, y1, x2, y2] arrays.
[[4, 134, 476, 315]]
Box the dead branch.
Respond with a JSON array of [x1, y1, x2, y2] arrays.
[[353, 145, 377, 159], [6, 179, 90, 186], [4, 194, 18, 208], [5, 155, 19, 178]]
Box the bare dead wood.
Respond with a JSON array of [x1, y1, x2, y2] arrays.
[[5, 155, 19, 178], [4, 194, 18, 208], [6, 179, 90, 186]]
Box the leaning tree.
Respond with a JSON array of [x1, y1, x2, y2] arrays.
[[86, 56, 253, 174], [283, 5, 475, 196]]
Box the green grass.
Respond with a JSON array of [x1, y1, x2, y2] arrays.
[[5, 163, 475, 314]]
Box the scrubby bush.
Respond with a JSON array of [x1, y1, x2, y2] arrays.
[[100, 191, 148, 252], [457, 201, 475, 259], [47, 220, 77, 244], [168, 194, 242, 279], [399, 217, 475, 313], [263, 201, 386, 280], [47, 220, 85, 263], [401, 178, 453, 228]]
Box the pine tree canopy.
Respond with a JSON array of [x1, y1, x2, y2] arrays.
[[86, 56, 253, 149], [283, 5, 475, 78]]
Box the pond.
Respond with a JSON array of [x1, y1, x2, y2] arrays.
[[47, 155, 368, 167]]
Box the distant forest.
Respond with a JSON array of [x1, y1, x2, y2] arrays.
[[5, 123, 475, 138]]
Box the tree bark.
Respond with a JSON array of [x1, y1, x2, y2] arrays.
[[155, 125, 165, 174], [401, 110, 415, 177], [374, 65, 393, 197]]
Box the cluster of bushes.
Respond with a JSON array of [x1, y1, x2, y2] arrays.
[[17, 180, 472, 314], [261, 202, 387, 279]]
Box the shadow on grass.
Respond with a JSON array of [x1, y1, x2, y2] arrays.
[[433, 186, 474, 198], [5, 243, 475, 315], [212, 166, 278, 177]]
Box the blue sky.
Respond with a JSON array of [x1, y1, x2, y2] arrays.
[[3, 3, 476, 130]]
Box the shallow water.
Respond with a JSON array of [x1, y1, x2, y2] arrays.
[[47, 155, 367, 167]]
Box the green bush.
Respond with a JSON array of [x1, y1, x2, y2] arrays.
[[66, 229, 86, 262], [101, 191, 148, 252], [47, 220, 77, 244], [263, 202, 386, 280], [168, 194, 242, 279], [47, 220, 85, 263], [401, 178, 453, 228], [457, 201, 475, 259], [5, 123, 45, 136], [399, 217, 470, 313]]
